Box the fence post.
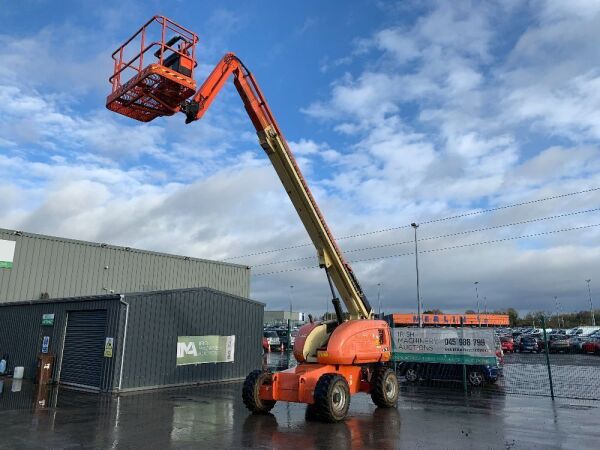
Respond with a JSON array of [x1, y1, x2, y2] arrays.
[[460, 317, 467, 394], [542, 316, 555, 400]]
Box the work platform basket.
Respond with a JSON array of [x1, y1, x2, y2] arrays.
[[106, 16, 198, 122]]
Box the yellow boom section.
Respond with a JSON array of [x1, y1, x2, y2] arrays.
[[257, 126, 372, 320]]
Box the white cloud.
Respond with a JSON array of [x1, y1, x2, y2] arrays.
[[2, 1, 600, 317]]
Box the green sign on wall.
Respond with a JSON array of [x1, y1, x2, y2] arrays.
[[176, 335, 236, 366], [42, 314, 55, 326]]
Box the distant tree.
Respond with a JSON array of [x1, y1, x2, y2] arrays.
[[423, 309, 444, 314], [465, 309, 476, 314], [506, 308, 519, 327]]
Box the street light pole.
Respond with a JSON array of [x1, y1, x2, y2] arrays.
[[474, 282, 480, 327], [411, 223, 422, 328], [554, 296, 561, 328], [586, 279, 596, 327], [377, 283, 382, 318]]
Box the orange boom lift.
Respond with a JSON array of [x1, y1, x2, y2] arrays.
[[107, 16, 398, 422]]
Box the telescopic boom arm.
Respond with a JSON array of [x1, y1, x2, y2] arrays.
[[183, 53, 372, 320]]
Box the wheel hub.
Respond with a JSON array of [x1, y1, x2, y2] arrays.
[[332, 385, 346, 412]]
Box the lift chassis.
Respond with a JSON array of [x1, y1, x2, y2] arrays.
[[106, 16, 399, 422]]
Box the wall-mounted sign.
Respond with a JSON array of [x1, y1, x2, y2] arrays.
[[42, 336, 50, 353], [391, 313, 510, 326], [0, 239, 16, 269], [104, 337, 114, 358], [176, 335, 235, 366], [41, 314, 55, 326]]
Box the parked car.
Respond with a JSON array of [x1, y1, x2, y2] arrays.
[[569, 328, 600, 353], [548, 335, 571, 353], [262, 337, 269, 353], [274, 329, 298, 350], [582, 336, 600, 355], [519, 335, 541, 353], [500, 336, 514, 353], [263, 330, 281, 350], [398, 362, 500, 387]]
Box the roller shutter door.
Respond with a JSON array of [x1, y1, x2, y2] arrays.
[[60, 310, 107, 390]]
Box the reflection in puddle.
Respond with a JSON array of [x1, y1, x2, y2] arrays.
[[0, 379, 58, 411], [241, 407, 402, 449]]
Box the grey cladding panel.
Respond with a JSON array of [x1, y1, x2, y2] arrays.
[[0, 229, 249, 302], [0, 296, 120, 391], [120, 288, 263, 390]]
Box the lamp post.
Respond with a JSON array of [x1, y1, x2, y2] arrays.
[[586, 279, 596, 327], [554, 296, 561, 328], [411, 223, 422, 327], [474, 282, 480, 327], [377, 283, 382, 318]]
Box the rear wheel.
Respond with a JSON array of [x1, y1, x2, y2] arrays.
[[242, 370, 276, 413], [313, 374, 350, 422], [370, 367, 399, 408]]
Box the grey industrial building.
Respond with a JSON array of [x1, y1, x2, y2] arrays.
[[0, 229, 264, 392], [0, 288, 263, 392], [0, 228, 250, 303]]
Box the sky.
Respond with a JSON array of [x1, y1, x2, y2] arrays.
[[1, 0, 599, 317]]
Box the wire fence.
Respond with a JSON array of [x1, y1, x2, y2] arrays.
[[390, 317, 600, 401], [263, 318, 600, 401]]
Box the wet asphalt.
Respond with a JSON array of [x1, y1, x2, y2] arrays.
[[0, 352, 598, 449]]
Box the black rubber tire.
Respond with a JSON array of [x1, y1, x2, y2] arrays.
[[242, 370, 276, 413], [313, 373, 351, 423], [305, 404, 320, 421], [370, 367, 399, 408]]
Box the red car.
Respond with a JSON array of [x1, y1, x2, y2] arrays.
[[262, 337, 269, 353], [582, 336, 600, 355], [500, 336, 514, 353]]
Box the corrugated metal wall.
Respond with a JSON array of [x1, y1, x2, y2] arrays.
[[0, 229, 250, 303], [0, 295, 121, 392], [120, 288, 264, 391]]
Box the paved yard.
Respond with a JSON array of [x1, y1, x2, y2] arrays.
[[0, 375, 598, 449]]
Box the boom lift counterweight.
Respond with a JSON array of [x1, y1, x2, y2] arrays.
[[106, 16, 398, 422]]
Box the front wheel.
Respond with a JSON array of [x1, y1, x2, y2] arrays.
[[370, 367, 399, 408], [313, 373, 351, 422], [242, 370, 276, 413]]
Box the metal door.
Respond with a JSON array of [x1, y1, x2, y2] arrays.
[[60, 310, 107, 390]]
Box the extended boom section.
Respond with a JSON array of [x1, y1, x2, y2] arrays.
[[184, 53, 372, 320]]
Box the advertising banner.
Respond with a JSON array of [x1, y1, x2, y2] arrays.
[[176, 335, 235, 366], [0, 239, 16, 269], [392, 328, 498, 365]]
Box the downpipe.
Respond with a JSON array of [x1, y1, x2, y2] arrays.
[[118, 295, 130, 391]]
